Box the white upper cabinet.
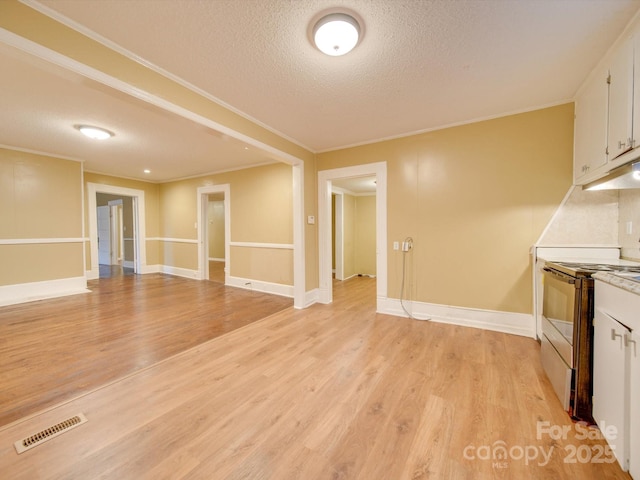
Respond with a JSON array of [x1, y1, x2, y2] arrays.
[[574, 64, 609, 184], [574, 24, 640, 186], [607, 34, 635, 160]]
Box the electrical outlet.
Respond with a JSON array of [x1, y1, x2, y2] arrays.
[[393, 241, 399, 250]]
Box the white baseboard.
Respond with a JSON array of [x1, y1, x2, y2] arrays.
[[0, 276, 90, 307], [160, 265, 199, 279], [208, 257, 225, 262], [123, 260, 134, 268], [227, 275, 293, 298], [316, 286, 333, 305], [378, 297, 536, 338], [303, 288, 319, 308], [140, 264, 161, 274]]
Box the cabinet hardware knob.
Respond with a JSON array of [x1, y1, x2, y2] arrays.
[[618, 140, 627, 149], [611, 329, 623, 341]]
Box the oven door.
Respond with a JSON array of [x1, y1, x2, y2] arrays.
[[542, 267, 578, 363], [541, 266, 579, 412]]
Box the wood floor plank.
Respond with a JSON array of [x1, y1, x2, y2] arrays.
[[0, 276, 632, 479], [0, 273, 292, 427]]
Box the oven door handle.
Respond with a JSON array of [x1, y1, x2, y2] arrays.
[[543, 267, 576, 284]]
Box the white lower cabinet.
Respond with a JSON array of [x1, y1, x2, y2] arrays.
[[593, 308, 629, 470], [593, 279, 640, 477]]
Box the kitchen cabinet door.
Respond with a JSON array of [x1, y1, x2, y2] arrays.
[[574, 64, 609, 184], [629, 329, 640, 479], [633, 33, 640, 160], [608, 35, 635, 160], [592, 308, 629, 471]]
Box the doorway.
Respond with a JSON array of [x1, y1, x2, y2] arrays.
[[206, 192, 226, 283], [317, 162, 387, 308], [87, 183, 147, 280], [197, 184, 230, 282], [96, 195, 134, 278], [331, 176, 377, 283]]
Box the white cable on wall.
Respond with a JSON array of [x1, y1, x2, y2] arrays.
[[399, 237, 429, 321]]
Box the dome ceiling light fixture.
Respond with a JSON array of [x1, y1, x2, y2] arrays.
[[74, 124, 114, 140], [312, 12, 361, 56]]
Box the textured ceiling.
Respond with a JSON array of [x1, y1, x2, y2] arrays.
[[0, 41, 278, 181], [33, 0, 640, 152], [2, 0, 640, 182]]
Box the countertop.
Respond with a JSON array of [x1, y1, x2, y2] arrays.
[[593, 271, 640, 295]]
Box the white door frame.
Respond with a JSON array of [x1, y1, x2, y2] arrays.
[[317, 162, 387, 308], [333, 192, 345, 281], [197, 184, 230, 281], [87, 183, 146, 279], [97, 205, 111, 266], [108, 199, 123, 265]]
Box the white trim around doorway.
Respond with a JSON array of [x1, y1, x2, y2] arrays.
[[317, 162, 387, 310], [87, 183, 147, 280], [197, 184, 231, 282]]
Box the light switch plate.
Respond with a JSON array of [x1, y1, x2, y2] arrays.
[[307, 215, 315, 224]]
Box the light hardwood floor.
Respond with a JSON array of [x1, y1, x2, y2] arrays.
[[0, 273, 292, 427], [208, 260, 226, 284], [0, 276, 632, 479]]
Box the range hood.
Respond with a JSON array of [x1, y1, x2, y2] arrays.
[[584, 161, 640, 190]]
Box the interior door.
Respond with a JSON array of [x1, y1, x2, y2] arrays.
[[97, 205, 111, 265]]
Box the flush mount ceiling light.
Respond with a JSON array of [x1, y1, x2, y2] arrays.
[[74, 125, 114, 140], [312, 12, 361, 56]]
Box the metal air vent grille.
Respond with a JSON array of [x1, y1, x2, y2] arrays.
[[14, 413, 88, 454]]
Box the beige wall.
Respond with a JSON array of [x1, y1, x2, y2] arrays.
[[231, 246, 293, 285], [354, 195, 376, 276], [343, 194, 356, 279], [160, 163, 294, 284], [208, 199, 225, 260], [318, 104, 574, 314], [333, 193, 376, 278], [0, 148, 84, 286]]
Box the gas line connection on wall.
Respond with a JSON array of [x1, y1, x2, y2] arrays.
[[399, 237, 427, 321]]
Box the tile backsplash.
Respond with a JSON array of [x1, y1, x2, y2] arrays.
[[538, 185, 640, 261], [539, 187, 619, 246], [619, 189, 640, 261]]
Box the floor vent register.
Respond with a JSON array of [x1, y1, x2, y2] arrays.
[[14, 413, 88, 454]]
